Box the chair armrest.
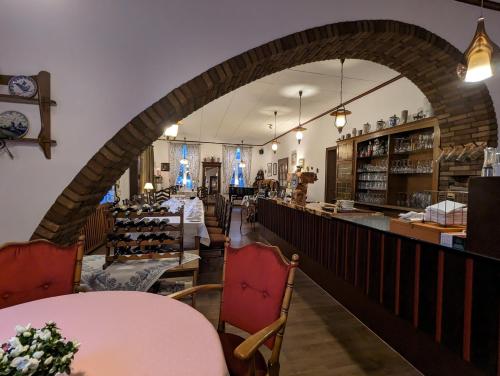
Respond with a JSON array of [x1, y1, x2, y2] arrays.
[[168, 284, 223, 300], [234, 315, 287, 360]]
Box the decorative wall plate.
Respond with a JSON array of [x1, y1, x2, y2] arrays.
[[8, 75, 38, 98], [0, 111, 30, 139]]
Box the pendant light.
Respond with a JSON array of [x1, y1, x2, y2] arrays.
[[457, 0, 499, 83], [164, 121, 181, 139], [239, 140, 246, 168], [271, 111, 279, 153], [180, 137, 189, 165], [293, 90, 307, 144], [330, 58, 351, 133]]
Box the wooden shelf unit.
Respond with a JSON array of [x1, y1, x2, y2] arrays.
[[335, 117, 440, 211], [105, 206, 185, 268], [0, 71, 57, 159]]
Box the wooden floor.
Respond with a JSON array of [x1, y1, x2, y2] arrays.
[[196, 206, 421, 376]]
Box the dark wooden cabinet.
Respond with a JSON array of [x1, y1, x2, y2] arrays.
[[468, 177, 500, 259], [202, 161, 221, 194]]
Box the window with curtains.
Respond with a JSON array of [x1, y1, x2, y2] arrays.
[[222, 145, 252, 193], [169, 142, 200, 189], [230, 148, 245, 187], [175, 144, 193, 188]]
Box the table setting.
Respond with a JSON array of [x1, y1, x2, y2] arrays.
[[159, 197, 209, 247]]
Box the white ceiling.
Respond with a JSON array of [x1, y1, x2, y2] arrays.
[[173, 59, 404, 145]]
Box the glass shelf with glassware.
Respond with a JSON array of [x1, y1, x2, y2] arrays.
[[351, 117, 439, 211]]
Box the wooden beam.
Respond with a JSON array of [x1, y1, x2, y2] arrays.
[[262, 75, 404, 146]]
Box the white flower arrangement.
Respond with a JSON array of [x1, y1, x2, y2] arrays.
[[0, 322, 79, 375]]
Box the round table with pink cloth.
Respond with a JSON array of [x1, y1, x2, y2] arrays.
[[0, 291, 229, 376]]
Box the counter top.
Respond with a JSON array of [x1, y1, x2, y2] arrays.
[[263, 198, 500, 261]]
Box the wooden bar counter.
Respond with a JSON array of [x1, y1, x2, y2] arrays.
[[257, 198, 500, 376]]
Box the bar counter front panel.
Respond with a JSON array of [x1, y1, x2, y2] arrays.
[[257, 198, 500, 376]]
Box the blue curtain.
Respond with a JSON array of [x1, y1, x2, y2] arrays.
[[176, 144, 193, 188], [230, 148, 246, 187]]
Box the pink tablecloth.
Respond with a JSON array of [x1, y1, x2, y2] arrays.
[[0, 292, 228, 376]]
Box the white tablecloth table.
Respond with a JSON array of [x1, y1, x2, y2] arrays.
[[0, 292, 228, 376], [153, 197, 210, 247]]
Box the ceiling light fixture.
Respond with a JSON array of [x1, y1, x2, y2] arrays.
[[457, 0, 499, 82], [271, 111, 279, 153], [164, 121, 181, 139], [293, 90, 307, 144], [330, 58, 351, 133], [239, 140, 246, 168]]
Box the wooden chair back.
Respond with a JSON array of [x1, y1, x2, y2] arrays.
[[197, 186, 208, 200], [0, 235, 85, 309], [218, 240, 299, 373], [223, 200, 233, 237], [214, 194, 223, 219], [155, 188, 170, 203]]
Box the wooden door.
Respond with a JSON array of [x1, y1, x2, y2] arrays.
[[278, 158, 288, 188], [325, 147, 337, 203]]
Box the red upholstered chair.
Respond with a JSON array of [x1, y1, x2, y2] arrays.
[[170, 239, 299, 376], [0, 235, 85, 309]]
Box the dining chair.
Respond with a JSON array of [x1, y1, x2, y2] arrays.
[[205, 201, 232, 256], [207, 198, 229, 235], [170, 240, 299, 376], [197, 186, 209, 208], [206, 194, 224, 225], [155, 188, 170, 204], [0, 235, 85, 309]]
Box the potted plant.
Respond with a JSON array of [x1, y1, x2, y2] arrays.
[[0, 322, 79, 375]]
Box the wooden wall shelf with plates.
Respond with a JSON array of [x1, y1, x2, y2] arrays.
[[0, 71, 57, 159]]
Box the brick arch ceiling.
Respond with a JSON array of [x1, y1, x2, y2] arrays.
[[33, 19, 498, 245]]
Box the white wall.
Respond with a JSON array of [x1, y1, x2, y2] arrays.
[[251, 77, 427, 202], [1, 0, 500, 242]]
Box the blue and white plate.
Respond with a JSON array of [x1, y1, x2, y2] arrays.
[[8, 75, 38, 98], [0, 111, 29, 139]]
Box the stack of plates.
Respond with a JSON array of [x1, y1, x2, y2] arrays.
[[338, 200, 355, 210]]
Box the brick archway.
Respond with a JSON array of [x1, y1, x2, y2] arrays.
[[34, 20, 497, 244]]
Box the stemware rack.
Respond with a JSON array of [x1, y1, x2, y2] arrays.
[[336, 117, 440, 211]]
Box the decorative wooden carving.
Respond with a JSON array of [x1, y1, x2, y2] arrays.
[[292, 172, 317, 206]]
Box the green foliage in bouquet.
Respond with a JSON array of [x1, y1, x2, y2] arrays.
[[0, 322, 79, 375]]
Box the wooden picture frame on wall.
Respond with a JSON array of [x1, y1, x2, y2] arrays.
[[161, 163, 170, 172], [267, 163, 273, 177], [278, 158, 288, 188], [291, 150, 297, 166], [273, 163, 277, 175]]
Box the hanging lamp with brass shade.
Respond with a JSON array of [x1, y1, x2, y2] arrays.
[[330, 58, 351, 133], [239, 140, 246, 168], [457, 0, 499, 83], [293, 90, 307, 144], [271, 110, 279, 153]]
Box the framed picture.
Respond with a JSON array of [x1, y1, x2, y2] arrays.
[[161, 163, 170, 172], [267, 163, 273, 177], [298, 158, 305, 168], [273, 163, 277, 175], [291, 150, 297, 166]]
